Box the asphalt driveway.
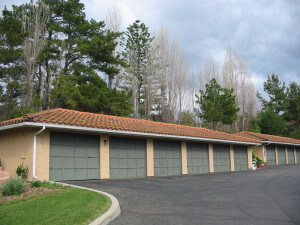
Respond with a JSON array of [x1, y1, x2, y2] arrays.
[[67, 165, 300, 225]]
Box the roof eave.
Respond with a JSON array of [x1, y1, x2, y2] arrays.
[[0, 122, 261, 146], [261, 140, 300, 147]]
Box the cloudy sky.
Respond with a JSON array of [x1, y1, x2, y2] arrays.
[[1, 0, 300, 96]]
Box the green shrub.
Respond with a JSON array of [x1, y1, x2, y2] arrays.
[[15, 163, 29, 178], [30, 180, 41, 188], [2, 176, 26, 196]]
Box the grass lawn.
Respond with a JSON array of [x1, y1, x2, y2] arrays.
[[0, 183, 111, 225]]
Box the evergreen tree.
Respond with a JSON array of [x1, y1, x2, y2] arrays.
[[257, 107, 286, 135], [257, 74, 287, 114], [0, 0, 130, 120], [51, 63, 132, 116], [122, 20, 154, 119], [195, 78, 240, 130]]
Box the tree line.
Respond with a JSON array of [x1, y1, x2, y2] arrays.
[[0, 0, 299, 139]]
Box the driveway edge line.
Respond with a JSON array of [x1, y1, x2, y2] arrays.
[[49, 181, 121, 225]]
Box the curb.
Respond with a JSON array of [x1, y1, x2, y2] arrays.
[[49, 181, 121, 225]]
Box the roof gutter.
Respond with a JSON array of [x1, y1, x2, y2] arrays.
[[1, 122, 260, 146], [33, 126, 45, 179], [261, 141, 300, 147]]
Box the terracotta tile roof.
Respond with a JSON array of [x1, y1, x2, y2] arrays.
[[236, 131, 300, 145], [0, 108, 260, 144]]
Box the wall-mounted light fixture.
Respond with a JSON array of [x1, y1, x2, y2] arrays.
[[104, 139, 108, 145]]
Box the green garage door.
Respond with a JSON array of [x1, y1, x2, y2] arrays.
[[277, 146, 286, 165], [187, 142, 209, 174], [233, 145, 248, 171], [154, 140, 181, 176], [213, 144, 230, 172], [50, 132, 100, 181], [297, 148, 300, 164], [266, 145, 276, 166], [110, 137, 146, 179], [287, 147, 295, 164]]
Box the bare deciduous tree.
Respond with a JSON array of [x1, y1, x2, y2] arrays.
[[22, 1, 49, 109]]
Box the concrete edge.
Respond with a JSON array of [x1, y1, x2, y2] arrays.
[[49, 181, 121, 225]]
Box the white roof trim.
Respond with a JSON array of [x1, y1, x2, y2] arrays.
[[261, 141, 300, 147], [0, 122, 260, 146]]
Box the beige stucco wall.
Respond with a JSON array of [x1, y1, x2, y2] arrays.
[[147, 138, 154, 177], [35, 130, 50, 180], [275, 145, 279, 165], [0, 128, 37, 181], [208, 143, 214, 173], [230, 145, 235, 171], [100, 135, 110, 179], [247, 146, 252, 169], [252, 145, 264, 160], [181, 141, 188, 175]]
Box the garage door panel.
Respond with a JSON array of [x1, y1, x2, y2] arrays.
[[62, 146, 75, 157], [75, 146, 86, 157], [63, 158, 75, 168], [154, 140, 181, 176], [86, 147, 98, 157], [277, 146, 286, 165], [119, 159, 128, 168], [50, 157, 62, 168], [109, 137, 146, 179], [297, 148, 300, 163], [266, 145, 276, 166], [76, 169, 88, 180], [288, 147, 294, 164], [158, 150, 167, 158], [167, 159, 174, 167], [234, 146, 248, 171], [88, 169, 99, 179], [160, 158, 167, 167], [76, 158, 87, 168], [50, 169, 63, 181], [64, 169, 76, 180], [128, 159, 137, 168], [87, 158, 99, 168], [119, 169, 128, 178], [213, 144, 230, 172], [50, 132, 100, 181], [137, 159, 145, 167], [187, 142, 209, 174], [137, 168, 145, 177], [50, 145, 63, 157]]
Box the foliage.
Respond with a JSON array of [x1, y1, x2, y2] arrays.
[[30, 180, 41, 188], [257, 74, 287, 114], [0, 0, 126, 120], [1, 176, 26, 196], [254, 156, 265, 165], [122, 20, 154, 119], [0, 188, 111, 225], [255, 75, 300, 139], [0, 158, 1, 167], [257, 107, 286, 135], [195, 78, 240, 130], [250, 122, 261, 133], [179, 111, 196, 126], [15, 163, 29, 178], [51, 65, 132, 116]]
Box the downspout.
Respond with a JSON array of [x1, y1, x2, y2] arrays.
[[33, 126, 46, 179]]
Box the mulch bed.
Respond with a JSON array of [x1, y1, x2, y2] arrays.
[[0, 183, 62, 204]]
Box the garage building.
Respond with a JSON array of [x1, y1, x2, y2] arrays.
[[1, 108, 296, 182]]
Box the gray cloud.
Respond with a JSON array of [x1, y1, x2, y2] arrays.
[[2, 0, 300, 93]]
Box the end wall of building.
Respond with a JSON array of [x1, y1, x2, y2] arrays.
[[0, 128, 35, 181]]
